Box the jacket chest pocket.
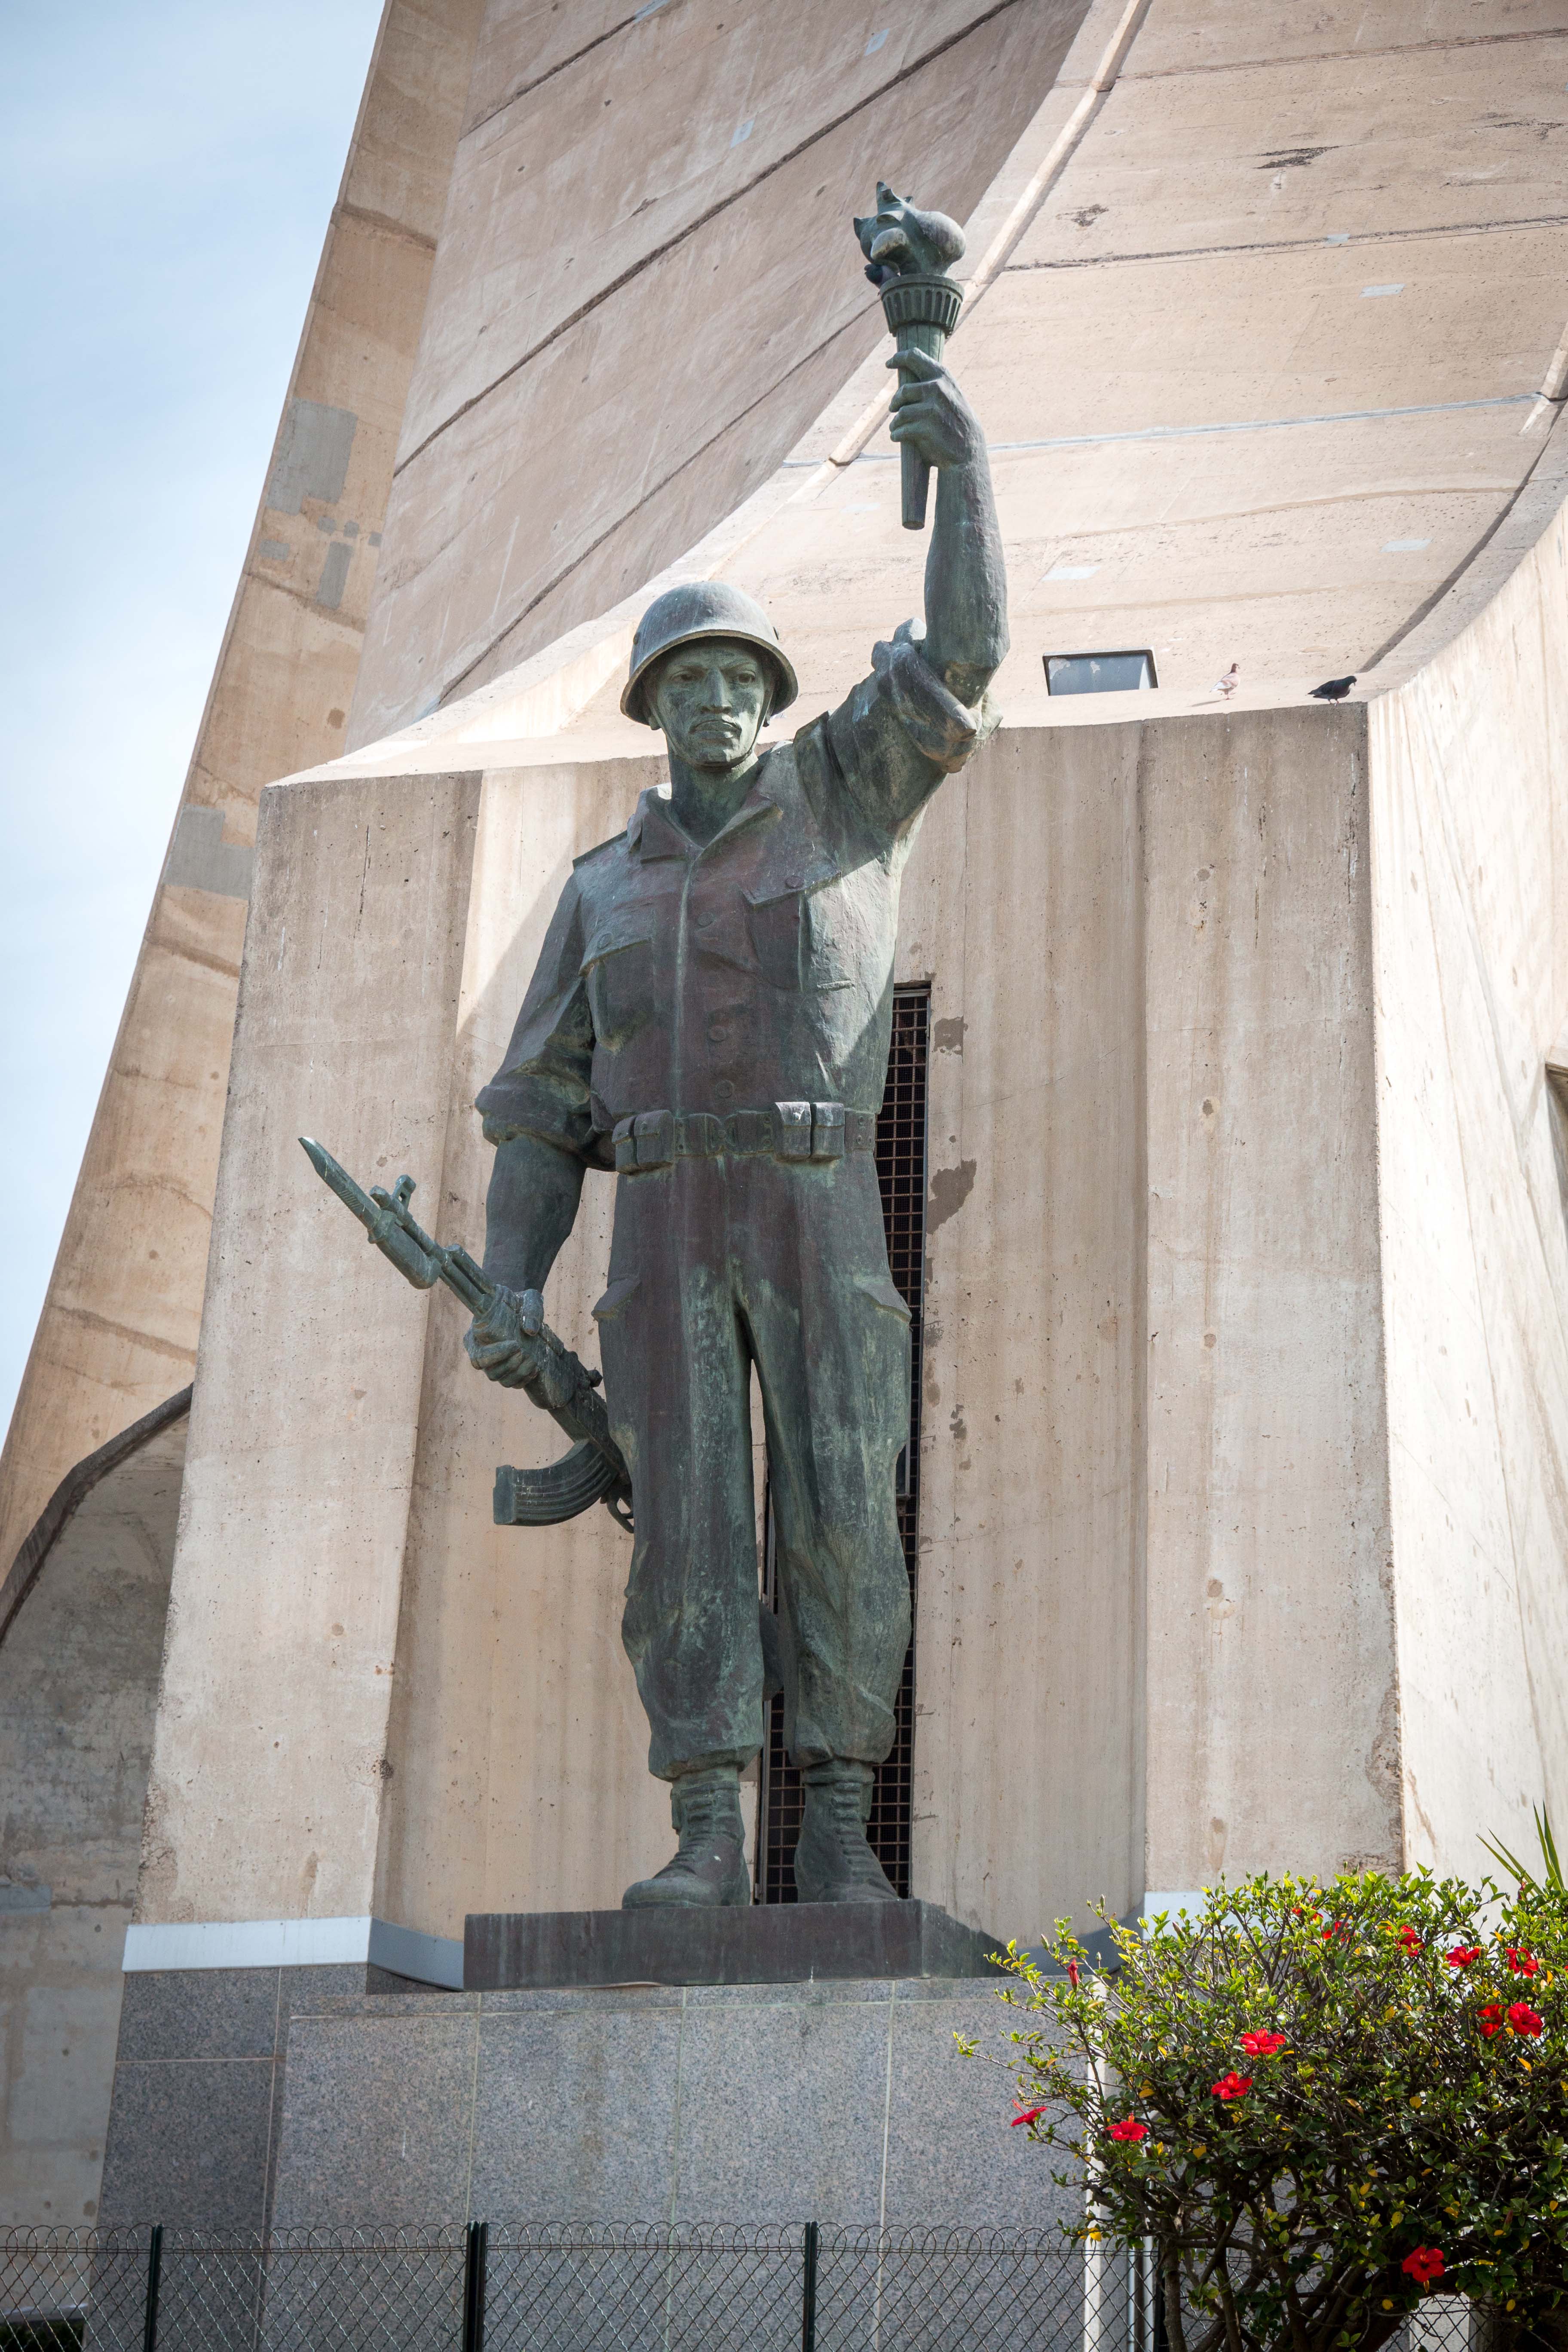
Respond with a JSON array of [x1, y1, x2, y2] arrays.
[[744, 885, 807, 992], [581, 924, 655, 1036], [746, 878, 861, 994]]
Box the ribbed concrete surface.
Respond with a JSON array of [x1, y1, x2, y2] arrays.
[[347, 0, 1096, 740], [639, 0, 1568, 727]]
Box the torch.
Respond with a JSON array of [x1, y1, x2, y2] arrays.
[[854, 181, 966, 531]]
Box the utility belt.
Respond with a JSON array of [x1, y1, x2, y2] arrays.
[[612, 1102, 875, 1174]]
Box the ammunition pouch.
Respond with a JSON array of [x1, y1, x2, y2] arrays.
[[611, 1102, 873, 1173]]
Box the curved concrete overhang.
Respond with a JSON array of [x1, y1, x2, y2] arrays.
[[301, 0, 1568, 783]]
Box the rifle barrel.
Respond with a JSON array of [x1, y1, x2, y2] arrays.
[[299, 1136, 632, 1510]]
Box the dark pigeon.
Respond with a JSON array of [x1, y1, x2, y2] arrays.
[[1309, 674, 1357, 701]]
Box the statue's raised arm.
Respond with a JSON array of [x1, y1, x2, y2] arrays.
[[889, 344, 1009, 710], [857, 180, 1009, 710]]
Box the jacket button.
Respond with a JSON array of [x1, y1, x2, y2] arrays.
[[714, 1080, 735, 1102]]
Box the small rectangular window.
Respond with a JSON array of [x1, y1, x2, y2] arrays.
[[1044, 649, 1158, 696]]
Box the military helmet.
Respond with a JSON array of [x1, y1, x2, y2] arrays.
[[621, 581, 799, 727]]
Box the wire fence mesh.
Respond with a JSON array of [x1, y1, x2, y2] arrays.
[[0, 2223, 1486, 2352]]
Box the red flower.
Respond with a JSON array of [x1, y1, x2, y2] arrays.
[[1239, 2030, 1287, 2057], [1402, 2247, 1445, 2287], [1446, 1945, 1482, 1970], [1507, 2002, 1544, 2038], [1321, 1919, 1348, 1944], [1212, 2071, 1253, 2102], [1107, 2117, 1148, 2143], [1507, 1948, 1540, 1977], [1395, 1925, 1422, 1954], [1477, 2002, 1505, 2039], [1010, 2105, 1047, 2128], [1066, 1961, 1080, 1989]]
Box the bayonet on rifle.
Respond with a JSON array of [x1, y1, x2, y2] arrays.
[[300, 1138, 632, 1532]]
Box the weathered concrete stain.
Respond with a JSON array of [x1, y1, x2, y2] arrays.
[[926, 1158, 977, 1232], [162, 808, 254, 903], [266, 398, 357, 517], [316, 540, 353, 612]]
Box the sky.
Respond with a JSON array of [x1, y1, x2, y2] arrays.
[[1, 0, 384, 1436]]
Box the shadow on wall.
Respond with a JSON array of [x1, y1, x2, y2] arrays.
[[0, 1391, 189, 2226]]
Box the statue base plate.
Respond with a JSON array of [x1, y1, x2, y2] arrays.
[[463, 1899, 1004, 1990]]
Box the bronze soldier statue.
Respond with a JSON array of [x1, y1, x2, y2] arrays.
[[466, 333, 1007, 1909]]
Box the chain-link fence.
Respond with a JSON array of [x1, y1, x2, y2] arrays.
[[0, 2223, 1482, 2352]]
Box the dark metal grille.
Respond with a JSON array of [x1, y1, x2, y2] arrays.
[[756, 985, 930, 1903]]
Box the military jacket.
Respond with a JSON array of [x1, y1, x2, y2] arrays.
[[476, 628, 998, 1169]]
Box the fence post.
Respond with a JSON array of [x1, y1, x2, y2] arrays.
[[142, 2223, 163, 2352], [463, 2219, 489, 2352], [801, 2220, 819, 2352]]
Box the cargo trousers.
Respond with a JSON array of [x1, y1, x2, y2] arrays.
[[592, 1140, 913, 1782]]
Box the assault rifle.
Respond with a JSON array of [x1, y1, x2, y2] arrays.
[[299, 1138, 633, 1531]]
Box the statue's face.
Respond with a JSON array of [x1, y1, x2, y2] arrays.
[[647, 635, 770, 771]]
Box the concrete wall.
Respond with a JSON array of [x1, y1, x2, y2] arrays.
[[137, 771, 486, 1930], [897, 727, 1145, 1933], [138, 732, 1131, 1943], [0, 1411, 186, 2226], [373, 753, 675, 1940], [1141, 708, 1397, 1890], [139, 698, 1409, 1951], [1369, 495, 1568, 1872], [911, 705, 1396, 1917], [0, 0, 484, 1589]]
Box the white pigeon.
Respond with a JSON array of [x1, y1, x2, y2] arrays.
[[1216, 662, 1240, 699]]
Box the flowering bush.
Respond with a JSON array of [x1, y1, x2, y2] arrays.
[[974, 1870, 1568, 2352]]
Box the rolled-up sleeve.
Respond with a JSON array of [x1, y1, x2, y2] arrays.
[[475, 877, 602, 1164], [823, 620, 1001, 837]]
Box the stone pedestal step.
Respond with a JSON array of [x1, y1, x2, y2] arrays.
[[463, 1899, 1005, 1990]]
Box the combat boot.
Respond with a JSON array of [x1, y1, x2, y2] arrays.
[[793, 1760, 898, 1903], [622, 1764, 751, 1908]]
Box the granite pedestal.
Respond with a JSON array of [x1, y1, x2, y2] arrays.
[[98, 1959, 423, 2230], [267, 1975, 1072, 2230], [99, 1911, 1069, 2230]]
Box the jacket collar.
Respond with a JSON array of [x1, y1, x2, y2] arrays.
[[629, 762, 781, 861]]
